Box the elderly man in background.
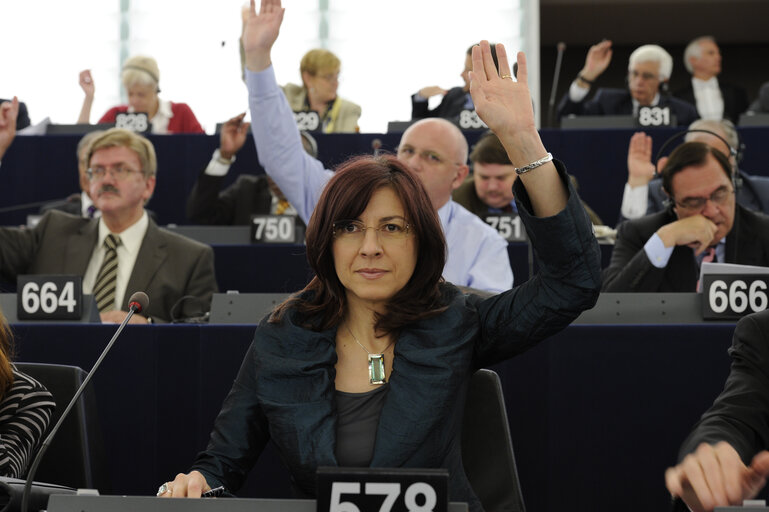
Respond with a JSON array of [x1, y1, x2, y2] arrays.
[[557, 40, 698, 126], [674, 36, 748, 123]]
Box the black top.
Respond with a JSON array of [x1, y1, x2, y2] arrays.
[[335, 384, 389, 467]]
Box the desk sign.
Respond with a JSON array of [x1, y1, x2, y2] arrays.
[[637, 106, 674, 127], [484, 214, 527, 242], [294, 111, 321, 132], [702, 274, 769, 320], [17, 275, 83, 320], [250, 214, 298, 244], [457, 110, 487, 130], [317, 467, 448, 512], [115, 112, 150, 133]]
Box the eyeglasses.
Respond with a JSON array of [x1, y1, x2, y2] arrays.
[[397, 146, 461, 167], [628, 70, 659, 82], [86, 165, 143, 181], [332, 219, 412, 242], [674, 185, 734, 211]]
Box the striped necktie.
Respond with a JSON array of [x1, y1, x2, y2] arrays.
[[93, 234, 121, 312]]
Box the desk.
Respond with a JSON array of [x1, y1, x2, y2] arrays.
[[11, 321, 737, 512], [3, 127, 768, 227]]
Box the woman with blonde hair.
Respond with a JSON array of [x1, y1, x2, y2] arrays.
[[78, 55, 204, 134]]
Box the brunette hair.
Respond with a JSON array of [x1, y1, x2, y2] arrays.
[[0, 309, 15, 399], [469, 131, 511, 165], [661, 141, 732, 197], [270, 155, 448, 333]]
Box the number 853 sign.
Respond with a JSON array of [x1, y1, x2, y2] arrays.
[[702, 274, 769, 320]]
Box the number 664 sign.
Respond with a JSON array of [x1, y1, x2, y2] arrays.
[[701, 274, 769, 320]]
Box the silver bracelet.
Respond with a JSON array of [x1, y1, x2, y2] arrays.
[[515, 152, 553, 175]]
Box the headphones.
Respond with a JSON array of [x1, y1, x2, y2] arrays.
[[656, 128, 744, 208]]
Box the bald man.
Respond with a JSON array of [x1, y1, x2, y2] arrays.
[[244, 35, 512, 293]]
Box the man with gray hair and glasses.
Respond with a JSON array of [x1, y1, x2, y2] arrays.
[[557, 40, 698, 126]]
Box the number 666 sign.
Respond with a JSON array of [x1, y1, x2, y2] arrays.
[[701, 274, 769, 320]]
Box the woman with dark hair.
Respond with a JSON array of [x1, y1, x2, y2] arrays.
[[0, 310, 55, 478], [158, 2, 601, 509]]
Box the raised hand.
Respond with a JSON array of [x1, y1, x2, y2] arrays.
[[0, 97, 19, 159], [242, 0, 285, 72], [469, 41, 535, 141], [79, 70, 95, 97], [581, 40, 613, 82], [219, 113, 251, 160], [627, 132, 656, 187], [469, 40, 565, 217], [665, 442, 769, 512]]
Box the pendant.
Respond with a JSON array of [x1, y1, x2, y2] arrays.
[[368, 353, 386, 385]]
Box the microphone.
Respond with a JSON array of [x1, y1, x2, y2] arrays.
[[21, 292, 149, 512], [371, 138, 382, 157], [0, 199, 64, 215], [547, 42, 566, 127]]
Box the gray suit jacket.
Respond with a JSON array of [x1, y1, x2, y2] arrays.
[[0, 211, 218, 322]]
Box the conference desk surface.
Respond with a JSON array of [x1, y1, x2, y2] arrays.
[[11, 320, 739, 512], [3, 126, 769, 228]]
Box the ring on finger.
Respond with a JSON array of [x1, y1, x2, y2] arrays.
[[500, 74, 513, 80], [157, 482, 172, 496]]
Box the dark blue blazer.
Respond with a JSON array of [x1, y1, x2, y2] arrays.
[[190, 164, 602, 511], [411, 86, 469, 121], [557, 87, 699, 127]]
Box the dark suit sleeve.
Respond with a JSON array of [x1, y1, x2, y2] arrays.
[[556, 87, 607, 120], [186, 172, 235, 225], [677, 310, 769, 465], [16, 102, 30, 130], [177, 244, 218, 321], [0, 214, 49, 283], [411, 93, 431, 120], [602, 219, 667, 292], [190, 341, 270, 492]]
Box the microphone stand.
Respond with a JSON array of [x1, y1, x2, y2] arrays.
[[21, 298, 145, 512]]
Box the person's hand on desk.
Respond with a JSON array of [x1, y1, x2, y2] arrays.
[[100, 311, 149, 324], [665, 441, 769, 512], [656, 215, 718, 256], [157, 471, 211, 498]]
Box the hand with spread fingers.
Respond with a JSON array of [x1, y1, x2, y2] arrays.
[[469, 40, 566, 217], [242, 0, 285, 73], [157, 471, 211, 498], [665, 441, 769, 512]]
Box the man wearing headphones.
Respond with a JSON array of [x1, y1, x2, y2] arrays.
[[556, 40, 698, 126], [619, 119, 769, 222], [602, 140, 769, 292]]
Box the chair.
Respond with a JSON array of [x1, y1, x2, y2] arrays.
[[14, 363, 107, 490], [461, 369, 526, 512]]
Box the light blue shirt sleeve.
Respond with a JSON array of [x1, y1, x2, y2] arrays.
[[246, 66, 332, 224], [440, 201, 513, 293], [644, 232, 675, 268]]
